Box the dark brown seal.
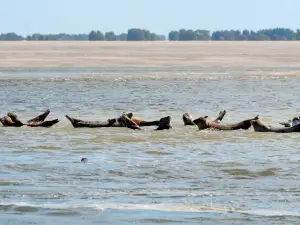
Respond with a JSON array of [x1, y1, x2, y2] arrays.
[[65, 112, 141, 130], [252, 118, 300, 133], [183, 110, 226, 126], [0, 109, 59, 127], [193, 114, 258, 131], [81, 158, 88, 163], [65, 112, 172, 130]]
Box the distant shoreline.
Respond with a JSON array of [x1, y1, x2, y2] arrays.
[[1, 40, 300, 42], [1, 28, 299, 41], [0, 41, 300, 71]]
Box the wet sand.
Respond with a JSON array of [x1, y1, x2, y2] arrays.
[[0, 41, 300, 69]]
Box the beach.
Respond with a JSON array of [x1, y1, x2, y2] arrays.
[[0, 41, 300, 70]]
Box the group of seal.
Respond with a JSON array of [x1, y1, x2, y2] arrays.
[[183, 110, 300, 133], [0, 110, 172, 131], [1, 109, 300, 133]]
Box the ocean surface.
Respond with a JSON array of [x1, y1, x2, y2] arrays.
[[0, 67, 300, 225]]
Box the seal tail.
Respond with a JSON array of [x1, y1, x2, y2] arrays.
[[40, 119, 60, 127]]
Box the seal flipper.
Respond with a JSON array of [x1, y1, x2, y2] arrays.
[[213, 110, 226, 123], [25, 119, 60, 127], [27, 109, 50, 124], [40, 119, 60, 127]]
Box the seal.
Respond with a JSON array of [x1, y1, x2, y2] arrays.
[[252, 118, 300, 133], [65, 112, 141, 130], [65, 112, 171, 130], [0, 109, 59, 127], [183, 110, 226, 126], [81, 158, 88, 163], [193, 114, 258, 131]]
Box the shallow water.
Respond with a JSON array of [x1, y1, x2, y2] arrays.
[[0, 67, 300, 225]]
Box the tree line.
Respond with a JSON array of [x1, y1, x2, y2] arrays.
[[0, 29, 166, 41], [89, 29, 166, 41], [169, 28, 300, 40], [1, 28, 300, 41]]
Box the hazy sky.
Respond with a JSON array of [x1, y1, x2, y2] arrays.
[[1, 0, 299, 35]]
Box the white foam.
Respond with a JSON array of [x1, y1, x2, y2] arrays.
[[1, 201, 300, 217], [240, 209, 300, 217]]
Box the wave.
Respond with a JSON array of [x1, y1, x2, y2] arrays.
[[223, 167, 280, 178], [1, 202, 299, 217], [0, 67, 294, 82]]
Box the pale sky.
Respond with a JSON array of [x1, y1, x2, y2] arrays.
[[1, 0, 299, 35]]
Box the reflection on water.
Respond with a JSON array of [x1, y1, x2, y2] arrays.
[[0, 67, 300, 225]]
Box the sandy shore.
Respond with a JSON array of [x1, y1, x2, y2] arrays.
[[0, 41, 300, 69]]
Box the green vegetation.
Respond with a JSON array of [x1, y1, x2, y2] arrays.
[[26, 33, 88, 41], [127, 29, 165, 41], [1, 28, 300, 41], [0, 32, 23, 41], [169, 28, 300, 41], [88, 31, 104, 41]]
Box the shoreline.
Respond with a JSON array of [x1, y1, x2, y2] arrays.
[[0, 41, 300, 69]]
